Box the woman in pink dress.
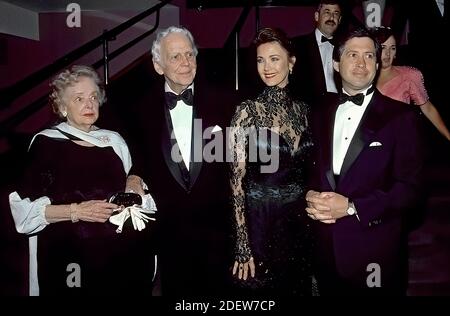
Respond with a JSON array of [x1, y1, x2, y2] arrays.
[[372, 27, 450, 141]]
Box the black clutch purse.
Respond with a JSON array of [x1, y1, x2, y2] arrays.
[[109, 192, 142, 208]]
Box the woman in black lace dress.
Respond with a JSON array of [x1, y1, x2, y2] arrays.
[[229, 28, 314, 295]]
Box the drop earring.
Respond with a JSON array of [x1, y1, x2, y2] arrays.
[[289, 68, 293, 75]]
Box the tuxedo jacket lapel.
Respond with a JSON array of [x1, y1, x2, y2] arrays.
[[320, 95, 339, 190], [339, 119, 369, 180], [161, 105, 191, 191], [188, 96, 203, 189], [160, 84, 205, 192], [326, 169, 336, 191], [338, 91, 388, 182], [444, 0, 448, 22]]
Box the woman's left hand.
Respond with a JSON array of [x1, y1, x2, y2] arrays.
[[232, 257, 255, 280]]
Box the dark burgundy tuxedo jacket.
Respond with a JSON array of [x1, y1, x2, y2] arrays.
[[309, 90, 426, 292]]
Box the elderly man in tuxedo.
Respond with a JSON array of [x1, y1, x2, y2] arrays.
[[291, 0, 343, 105], [306, 27, 425, 295], [124, 26, 234, 296]]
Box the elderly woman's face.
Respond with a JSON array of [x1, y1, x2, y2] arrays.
[[61, 76, 100, 132]]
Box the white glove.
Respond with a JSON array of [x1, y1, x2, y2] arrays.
[[109, 193, 157, 233], [109, 209, 130, 233], [129, 205, 155, 231]]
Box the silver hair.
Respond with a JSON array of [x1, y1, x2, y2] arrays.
[[49, 65, 106, 118], [151, 26, 198, 64]]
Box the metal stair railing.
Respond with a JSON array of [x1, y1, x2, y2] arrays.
[[0, 0, 172, 137]]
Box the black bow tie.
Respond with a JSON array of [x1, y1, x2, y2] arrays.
[[165, 89, 193, 110], [321, 35, 332, 43], [339, 93, 365, 106], [339, 86, 375, 106]]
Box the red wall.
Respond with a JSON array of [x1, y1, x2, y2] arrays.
[[1, 0, 396, 137], [178, 5, 317, 48]]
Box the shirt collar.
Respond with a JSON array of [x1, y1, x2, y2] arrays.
[[341, 85, 374, 97], [164, 82, 195, 95], [315, 28, 333, 45]]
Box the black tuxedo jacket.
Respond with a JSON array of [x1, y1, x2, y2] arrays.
[[291, 32, 329, 105], [102, 61, 237, 295], [392, 0, 449, 110], [309, 90, 426, 294]]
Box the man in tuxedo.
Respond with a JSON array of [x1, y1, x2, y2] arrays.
[[306, 27, 425, 295], [291, 0, 342, 105], [392, 0, 449, 124], [124, 26, 234, 296]]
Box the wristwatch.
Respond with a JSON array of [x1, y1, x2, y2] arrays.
[[347, 199, 360, 221], [347, 200, 356, 216]]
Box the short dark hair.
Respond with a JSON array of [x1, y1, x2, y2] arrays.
[[371, 26, 395, 46], [253, 27, 294, 57], [317, 0, 342, 11], [332, 27, 381, 64]]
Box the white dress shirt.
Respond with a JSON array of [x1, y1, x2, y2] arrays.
[[315, 28, 337, 93], [165, 83, 194, 170], [333, 86, 375, 175]]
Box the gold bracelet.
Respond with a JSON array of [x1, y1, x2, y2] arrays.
[[70, 203, 79, 223]]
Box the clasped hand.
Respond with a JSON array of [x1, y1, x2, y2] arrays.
[[305, 190, 348, 224]]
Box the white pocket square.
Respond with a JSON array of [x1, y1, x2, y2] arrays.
[[369, 141, 382, 147], [211, 125, 222, 133]]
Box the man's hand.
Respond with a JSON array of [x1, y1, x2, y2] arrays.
[[305, 190, 335, 223], [306, 190, 351, 222], [307, 191, 349, 221], [126, 175, 145, 196]]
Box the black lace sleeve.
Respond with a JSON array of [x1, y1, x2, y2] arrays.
[[229, 87, 312, 264], [229, 100, 253, 263]]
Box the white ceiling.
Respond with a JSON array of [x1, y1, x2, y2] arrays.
[[1, 0, 167, 12]]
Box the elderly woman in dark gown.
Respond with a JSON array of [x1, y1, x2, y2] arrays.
[[9, 65, 155, 296]]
